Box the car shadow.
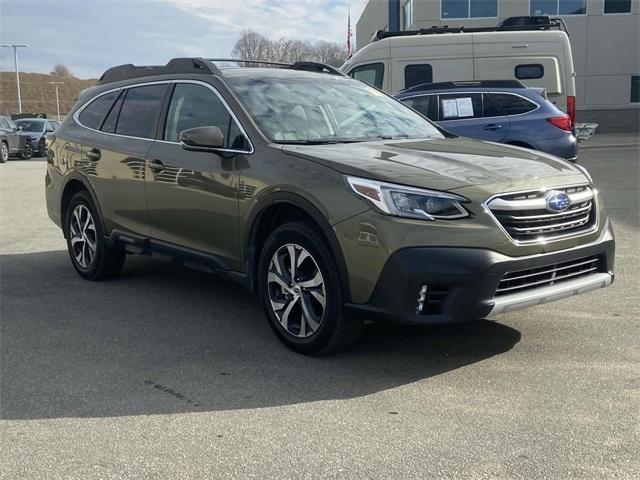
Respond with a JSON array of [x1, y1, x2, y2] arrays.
[[0, 251, 520, 420]]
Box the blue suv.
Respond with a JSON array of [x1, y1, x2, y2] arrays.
[[395, 81, 577, 162]]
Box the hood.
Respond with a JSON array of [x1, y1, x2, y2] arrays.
[[282, 137, 586, 192]]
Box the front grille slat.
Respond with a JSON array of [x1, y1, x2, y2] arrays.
[[487, 185, 597, 243], [495, 255, 603, 296]]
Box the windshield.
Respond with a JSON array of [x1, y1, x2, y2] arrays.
[[226, 75, 444, 144], [15, 119, 44, 131]]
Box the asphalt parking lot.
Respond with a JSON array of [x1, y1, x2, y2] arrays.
[[1, 138, 638, 479]]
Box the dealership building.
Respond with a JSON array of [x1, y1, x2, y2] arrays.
[[356, 0, 640, 131]]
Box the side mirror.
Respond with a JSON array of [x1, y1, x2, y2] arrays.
[[179, 126, 224, 150]]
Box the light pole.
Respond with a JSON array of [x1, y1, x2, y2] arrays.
[[49, 81, 63, 120], [1, 44, 29, 113]]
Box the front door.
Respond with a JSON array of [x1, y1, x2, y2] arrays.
[[145, 82, 250, 269]]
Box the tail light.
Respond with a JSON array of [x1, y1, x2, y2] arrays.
[[567, 95, 576, 128], [546, 115, 572, 132]]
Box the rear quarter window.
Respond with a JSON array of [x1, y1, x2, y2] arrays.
[[78, 91, 119, 130], [515, 64, 544, 80], [491, 93, 538, 115]]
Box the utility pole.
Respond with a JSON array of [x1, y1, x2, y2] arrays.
[[49, 81, 63, 120], [1, 44, 29, 113]]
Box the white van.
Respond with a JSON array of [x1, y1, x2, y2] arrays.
[[342, 17, 576, 127]]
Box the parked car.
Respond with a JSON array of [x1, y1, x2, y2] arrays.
[[14, 118, 60, 157], [45, 58, 614, 354], [0, 115, 33, 162], [395, 80, 578, 161], [342, 15, 576, 127]]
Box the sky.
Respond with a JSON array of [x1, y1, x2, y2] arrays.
[[0, 0, 368, 79]]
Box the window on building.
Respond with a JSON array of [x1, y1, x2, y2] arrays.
[[604, 0, 631, 14], [164, 83, 244, 149], [349, 63, 385, 89], [530, 0, 586, 15], [405, 64, 433, 89], [515, 64, 545, 80], [490, 93, 538, 116], [631, 76, 640, 103], [78, 91, 119, 130], [402, 0, 413, 29], [442, 0, 497, 19], [115, 84, 167, 139]]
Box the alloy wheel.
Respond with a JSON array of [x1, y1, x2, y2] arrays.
[[69, 204, 97, 269], [267, 243, 326, 338], [1, 143, 8, 162]]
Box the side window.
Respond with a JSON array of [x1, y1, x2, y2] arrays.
[[438, 93, 483, 120], [349, 63, 384, 89], [491, 93, 538, 116], [403, 95, 437, 120], [404, 64, 433, 89], [515, 64, 544, 80], [0, 117, 10, 129], [115, 84, 167, 138], [164, 83, 245, 150], [101, 91, 125, 134], [481, 93, 503, 118], [78, 91, 119, 130]]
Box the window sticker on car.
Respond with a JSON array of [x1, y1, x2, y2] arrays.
[[456, 97, 474, 117], [442, 99, 458, 118]]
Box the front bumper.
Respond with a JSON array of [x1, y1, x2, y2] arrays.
[[345, 220, 614, 325]]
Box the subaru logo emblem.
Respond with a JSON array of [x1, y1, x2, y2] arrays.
[[545, 190, 571, 213]]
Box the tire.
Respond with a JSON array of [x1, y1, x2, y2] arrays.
[[38, 139, 46, 157], [18, 142, 33, 160], [258, 221, 363, 355], [0, 142, 8, 163], [65, 190, 125, 280]]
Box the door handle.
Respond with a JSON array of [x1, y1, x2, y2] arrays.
[[148, 159, 165, 172], [86, 148, 101, 161], [484, 124, 502, 131]]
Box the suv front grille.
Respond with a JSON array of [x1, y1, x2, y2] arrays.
[[486, 185, 596, 243], [495, 255, 603, 297]]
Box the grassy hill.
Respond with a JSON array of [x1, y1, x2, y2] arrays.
[[0, 72, 97, 119]]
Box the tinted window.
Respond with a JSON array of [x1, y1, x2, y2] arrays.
[[515, 64, 544, 80], [349, 63, 384, 89], [604, 0, 631, 13], [631, 76, 640, 103], [442, 0, 497, 18], [403, 95, 437, 120], [101, 91, 124, 134], [79, 91, 119, 130], [481, 94, 502, 117], [115, 85, 167, 138], [164, 83, 244, 149], [530, 0, 585, 15], [491, 93, 537, 115], [405, 64, 433, 89], [438, 93, 483, 120]]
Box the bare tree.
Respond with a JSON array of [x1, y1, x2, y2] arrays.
[[50, 64, 73, 77], [232, 30, 348, 67]]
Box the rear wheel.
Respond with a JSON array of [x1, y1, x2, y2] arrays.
[[65, 191, 125, 280], [258, 221, 363, 355], [0, 142, 8, 163]]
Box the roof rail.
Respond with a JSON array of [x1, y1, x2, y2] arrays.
[[97, 57, 222, 85], [208, 58, 347, 76], [400, 80, 527, 94], [372, 16, 568, 41]]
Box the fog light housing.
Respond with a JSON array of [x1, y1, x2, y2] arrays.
[[416, 285, 428, 314]]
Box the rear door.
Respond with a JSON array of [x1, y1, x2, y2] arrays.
[[76, 83, 168, 237], [144, 81, 250, 267], [436, 92, 510, 142]]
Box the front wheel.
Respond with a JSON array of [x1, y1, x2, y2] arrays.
[[258, 221, 363, 355], [0, 142, 8, 163], [65, 191, 125, 280], [18, 142, 33, 160]]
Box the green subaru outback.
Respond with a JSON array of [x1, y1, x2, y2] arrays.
[[45, 58, 614, 354]]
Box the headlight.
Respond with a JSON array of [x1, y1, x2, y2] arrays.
[[346, 176, 469, 220]]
